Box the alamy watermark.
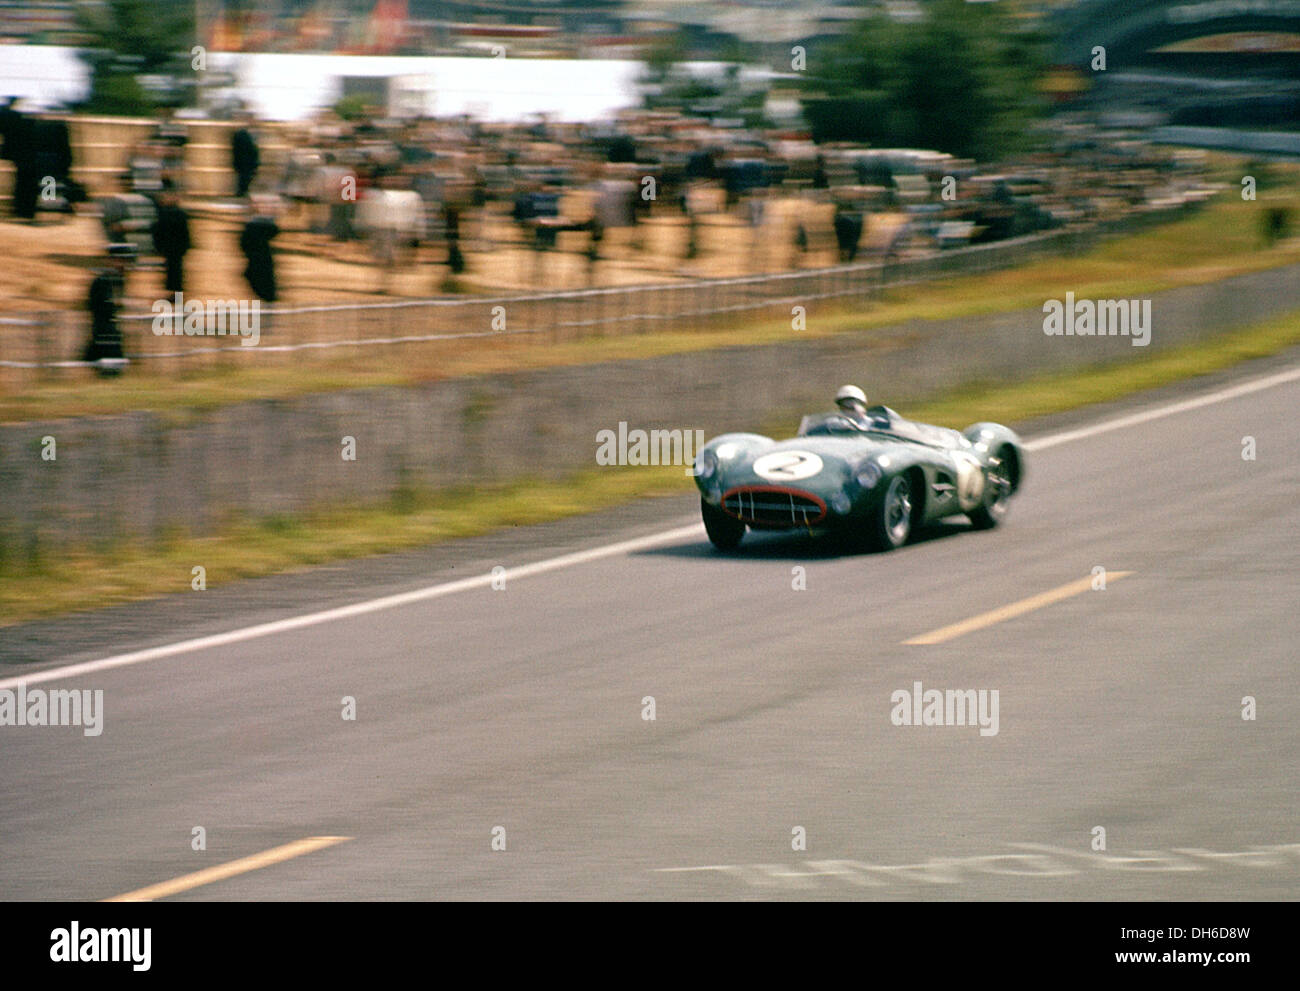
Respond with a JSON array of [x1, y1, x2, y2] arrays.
[[1043, 292, 1150, 347], [151, 292, 260, 346], [890, 681, 999, 737], [0, 683, 104, 736], [596, 422, 705, 476], [50, 922, 149, 971]]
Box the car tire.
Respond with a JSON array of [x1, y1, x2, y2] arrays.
[[870, 473, 913, 551], [969, 446, 1014, 530], [702, 499, 745, 550]]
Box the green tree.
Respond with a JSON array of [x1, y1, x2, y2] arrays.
[[802, 0, 1050, 161], [74, 0, 195, 115]]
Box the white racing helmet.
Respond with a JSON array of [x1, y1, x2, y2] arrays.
[[835, 384, 867, 412]]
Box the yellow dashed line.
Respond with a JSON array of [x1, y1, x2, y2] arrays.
[[103, 835, 352, 902], [903, 572, 1134, 645]]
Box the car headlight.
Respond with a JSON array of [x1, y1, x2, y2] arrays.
[[829, 492, 851, 514], [855, 461, 882, 489], [695, 448, 718, 480]]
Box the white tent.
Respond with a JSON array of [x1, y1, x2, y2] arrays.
[[0, 46, 653, 122]]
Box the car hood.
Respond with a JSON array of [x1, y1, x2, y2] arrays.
[[712, 435, 909, 493]]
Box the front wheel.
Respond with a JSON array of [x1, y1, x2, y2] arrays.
[[969, 448, 1013, 529], [870, 473, 913, 551], [702, 499, 745, 550]]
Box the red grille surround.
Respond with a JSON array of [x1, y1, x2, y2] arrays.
[[722, 486, 828, 527]]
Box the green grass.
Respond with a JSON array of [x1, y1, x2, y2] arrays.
[[4, 305, 1300, 626], [4, 178, 1300, 424]]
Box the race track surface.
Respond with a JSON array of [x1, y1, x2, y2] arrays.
[[2, 354, 1298, 900]]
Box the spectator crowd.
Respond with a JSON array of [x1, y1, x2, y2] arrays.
[[1, 97, 1214, 376]]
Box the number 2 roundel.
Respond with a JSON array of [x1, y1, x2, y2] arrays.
[[752, 450, 824, 481]]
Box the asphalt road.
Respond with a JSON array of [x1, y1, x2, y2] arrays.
[[2, 355, 1298, 901]]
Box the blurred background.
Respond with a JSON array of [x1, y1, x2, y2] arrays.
[[0, 1, 1295, 397], [3, 1, 1299, 124]]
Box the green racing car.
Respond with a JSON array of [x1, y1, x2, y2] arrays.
[[693, 392, 1025, 552]]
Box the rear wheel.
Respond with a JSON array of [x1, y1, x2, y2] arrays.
[[870, 473, 913, 551], [969, 447, 1014, 529], [702, 499, 745, 550]]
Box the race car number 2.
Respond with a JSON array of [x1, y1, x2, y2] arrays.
[[752, 450, 824, 481]]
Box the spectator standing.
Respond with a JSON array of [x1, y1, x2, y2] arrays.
[[31, 116, 73, 213], [82, 244, 134, 375], [833, 200, 864, 263], [101, 171, 157, 259], [155, 111, 188, 191], [444, 200, 465, 276], [151, 187, 192, 294], [319, 152, 357, 241], [240, 198, 280, 307], [745, 187, 767, 272], [811, 153, 829, 191], [231, 115, 260, 198], [584, 213, 603, 284], [2, 98, 39, 220], [0, 95, 21, 161]]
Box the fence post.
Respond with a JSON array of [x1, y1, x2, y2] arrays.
[[37, 313, 54, 385]]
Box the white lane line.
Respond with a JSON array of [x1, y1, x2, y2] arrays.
[[0, 523, 704, 689], [6, 361, 1298, 687], [1022, 365, 1300, 452]]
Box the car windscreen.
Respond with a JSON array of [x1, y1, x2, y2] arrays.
[[798, 413, 869, 437]]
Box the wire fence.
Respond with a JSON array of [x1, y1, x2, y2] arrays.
[[0, 201, 1199, 387]]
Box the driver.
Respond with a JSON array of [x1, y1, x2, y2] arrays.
[[835, 384, 894, 431], [834, 384, 869, 422]]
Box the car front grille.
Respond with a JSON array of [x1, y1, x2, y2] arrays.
[[723, 486, 827, 527]]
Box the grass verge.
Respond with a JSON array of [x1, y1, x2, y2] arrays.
[[4, 306, 1299, 627]]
